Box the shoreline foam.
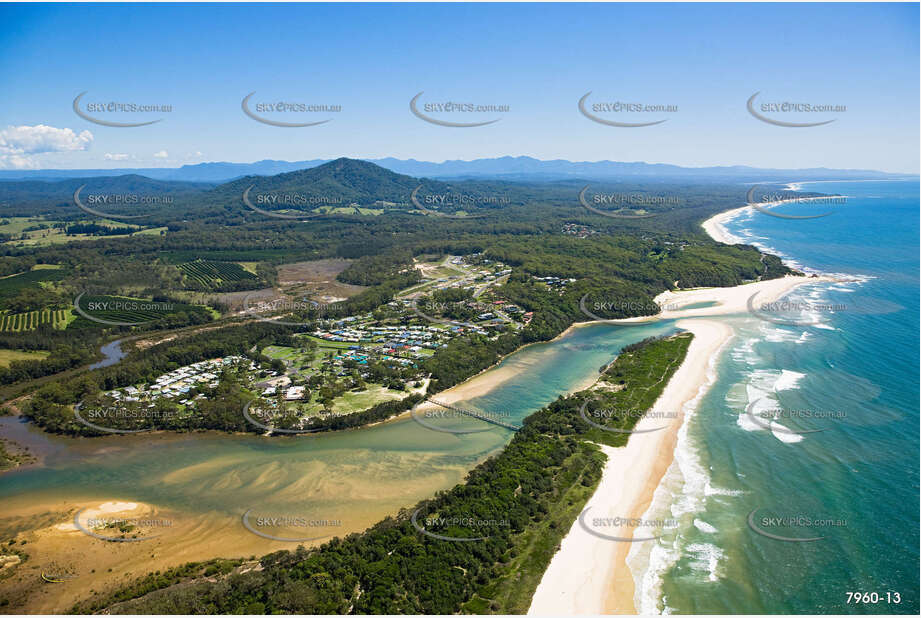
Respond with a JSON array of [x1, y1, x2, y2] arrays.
[[528, 319, 733, 615], [529, 200, 843, 615]]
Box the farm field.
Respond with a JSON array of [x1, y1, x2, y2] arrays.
[[71, 294, 213, 327], [0, 309, 71, 332], [177, 259, 259, 290], [0, 265, 67, 302]]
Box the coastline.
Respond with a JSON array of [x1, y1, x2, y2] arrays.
[[530, 202, 841, 615], [701, 205, 748, 244], [528, 319, 732, 615], [700, 193, 846, 247]]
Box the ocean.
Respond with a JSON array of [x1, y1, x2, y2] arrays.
[[629, 180, 920, 614]]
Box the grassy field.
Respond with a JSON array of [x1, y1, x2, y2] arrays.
[[262, 345, 409, 416], [0, 348, 50, 367], [0, 217, 49, 235], [262, 345, 302, 361], [313, 205, 384, 215], [327, 384, 405, 413], [133, 226, 168, 236], [299, 335, 358, 350], [0, 217, 161, 247], [0, 309, 71, 332]]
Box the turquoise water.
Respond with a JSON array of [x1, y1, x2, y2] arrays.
[[635, 180, 919, 614]]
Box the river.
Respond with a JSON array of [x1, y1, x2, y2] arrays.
[[0, 319, 676, 611]]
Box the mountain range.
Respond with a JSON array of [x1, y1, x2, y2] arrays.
[[0, 156, 912, 184]]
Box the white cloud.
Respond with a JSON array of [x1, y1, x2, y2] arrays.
[[0, 154, 35, 169], [0, 124, 93, 169], [153, 150, 169, 159], [104, 153, 131, 161]]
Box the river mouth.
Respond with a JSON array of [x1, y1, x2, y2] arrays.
[[0, 320, 676, 612]]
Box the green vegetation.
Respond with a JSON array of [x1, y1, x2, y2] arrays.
[[22, 323, 299, 435], [177, 259, 260, 292], [0, 437, 35, 471], [69, 294, 214, 330], [0, 309, 69, 332], [0, 349, 50, 367], [0, 158, 795, 404], [0, 267, 67, 303], [71, 333, 692, 614]]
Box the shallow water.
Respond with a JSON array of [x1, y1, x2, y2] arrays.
[[0, 320, 677, 549]]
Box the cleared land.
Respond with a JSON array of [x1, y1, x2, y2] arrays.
[[0, 349, 50, 367], [276, 259, 366, 301]]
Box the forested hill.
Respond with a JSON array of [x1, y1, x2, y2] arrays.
[[210, 157, 451, 208], [0, 175, 211, 217]]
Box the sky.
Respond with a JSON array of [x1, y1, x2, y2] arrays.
[[0, 2, 918, 173]]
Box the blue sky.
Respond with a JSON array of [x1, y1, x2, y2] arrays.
[[0, 2, 917, 173]]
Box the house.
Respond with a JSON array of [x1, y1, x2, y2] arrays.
[[285, 386, 306, 400]]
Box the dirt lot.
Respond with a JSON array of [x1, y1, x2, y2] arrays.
[[276, 259, 366, 302], [209, 287, 277, 313]]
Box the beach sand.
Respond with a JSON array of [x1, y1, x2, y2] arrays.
[[529, 210, 842, 615], [701, 205, 748, 244], [528, 319, 732, 615]]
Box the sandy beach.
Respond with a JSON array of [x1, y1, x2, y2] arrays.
[[529, 319, 732, 615], [700, 194, 844, 246], [529, 209, 841, 615], [701, 205, 748, 244]]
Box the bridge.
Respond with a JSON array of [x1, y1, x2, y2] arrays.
[[425, 397, 521, 431]]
